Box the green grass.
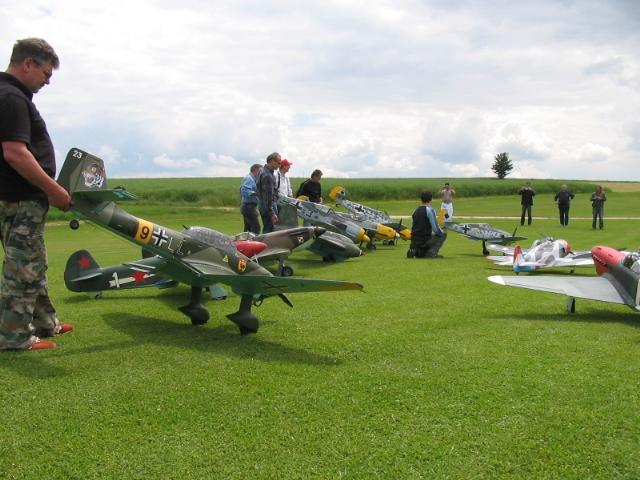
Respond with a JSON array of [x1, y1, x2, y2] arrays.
[[2, 183, 640, 478]]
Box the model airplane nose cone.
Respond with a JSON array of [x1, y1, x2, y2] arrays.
[[234, 240, 268, 257], [591, 245, 625, 275]]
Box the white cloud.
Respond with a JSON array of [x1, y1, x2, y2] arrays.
[[152, 154, 202, 170], [2, 0, 639, 180]]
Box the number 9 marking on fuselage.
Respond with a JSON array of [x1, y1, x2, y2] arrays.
[[135, 219, 154, 244]]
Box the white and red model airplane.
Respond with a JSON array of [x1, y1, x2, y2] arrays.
[[488, 246, 640, 313], [486, 237, 593, 273]]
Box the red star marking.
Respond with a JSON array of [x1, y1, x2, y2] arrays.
[[78, 256, 92, 269], [131, 270, 147, 284]]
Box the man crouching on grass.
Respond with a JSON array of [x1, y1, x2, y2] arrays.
[[0, 38, 73, 351], [407, 191, 447, 259]]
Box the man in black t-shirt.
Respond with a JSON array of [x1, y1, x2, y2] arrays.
[[296, 169, 323, 203], [518, 181, 535, 225], [0, 38, 73, 351]]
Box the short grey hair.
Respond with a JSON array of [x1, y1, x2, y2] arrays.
[[10, 38, 60, 69], [266, 152, 281, 164]]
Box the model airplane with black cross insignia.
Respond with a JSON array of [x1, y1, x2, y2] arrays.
[[444, 220, 527, 255], [328, 185, 411, 243], [277, 195, 397, 250], [58, 148, 363, 335]]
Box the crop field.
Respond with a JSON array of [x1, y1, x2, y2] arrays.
[[2, 180, 640, 479]]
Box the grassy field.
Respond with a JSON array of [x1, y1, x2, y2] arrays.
[[2, 183, 640, 478]]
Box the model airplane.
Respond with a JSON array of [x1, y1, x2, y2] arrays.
[[230, 225, 328, 275], [486, 237, 593, 273], [277, 196, 397, 249], [307, 230, 364, 262], [328, 186, 411, 242], [58, 148, 363, 335], [274, 203, 364, 262], [444, 220, 526, 255], [64, 225, 315, 302], [489, 246, 640, 313]]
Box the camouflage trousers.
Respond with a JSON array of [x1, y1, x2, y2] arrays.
[[0, 200, 60, 350]]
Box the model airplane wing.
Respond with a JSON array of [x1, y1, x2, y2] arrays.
[[547, 257, 594, 268], [486, 255, 514, 265], [488, 275, 627, 305], [201, 275, 363, 296], [486, 244, 515, 255], [254, 247, 292, 261]]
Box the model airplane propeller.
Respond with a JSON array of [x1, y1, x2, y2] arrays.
[[58, 148, 363, 335]]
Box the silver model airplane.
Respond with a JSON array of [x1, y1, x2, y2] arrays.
[[277, 196, 396, 248], [444, 220, 526, 255], [486, 237, 593, 273], [489, 246, 640, 313], [328, 186, 411, 242]]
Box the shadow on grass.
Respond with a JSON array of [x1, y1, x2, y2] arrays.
[[493, 309, 639, 328], [99, 312, 341, 366]]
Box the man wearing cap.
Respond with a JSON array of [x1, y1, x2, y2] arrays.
[[276, 159, 293, 199]]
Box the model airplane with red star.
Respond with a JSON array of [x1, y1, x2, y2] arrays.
[[58, 148, 363, 335]]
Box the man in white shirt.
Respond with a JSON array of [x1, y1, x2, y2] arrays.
[[276, 159, 293, 198]]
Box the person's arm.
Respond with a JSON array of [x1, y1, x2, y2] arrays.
[[2, 141, 71, 210], [426, 208, 443, 236]]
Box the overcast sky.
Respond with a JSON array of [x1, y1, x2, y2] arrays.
[[2, 1, 639, 180]]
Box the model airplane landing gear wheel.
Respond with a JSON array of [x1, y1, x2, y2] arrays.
[[179, 286, 210, 325], [227, 294, 259, 335], [69, 219, 80, 230], [279, 265, 294, 277]]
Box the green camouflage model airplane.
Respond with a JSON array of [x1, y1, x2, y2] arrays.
[[58, 148, 363, 335]]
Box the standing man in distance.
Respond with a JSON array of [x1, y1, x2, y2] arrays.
[[296, 169, 323, 203], [590, 185, 606, 230], [239, 163, 262, 234], [0, 38, 73, 351], [256, 152, 281, 233], [438, 182, 455, 220], [276, 158, 293, 199], [518, 181, 535, 226], [554, 184, 575, 226]]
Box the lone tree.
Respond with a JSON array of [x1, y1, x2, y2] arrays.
[[492, 152, 513, 179]]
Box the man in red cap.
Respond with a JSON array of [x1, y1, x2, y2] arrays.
[[276, 158, 293, 199]]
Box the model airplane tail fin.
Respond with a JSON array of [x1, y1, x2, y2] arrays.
[[64, 249, 102, 292], [513, 245, 524, 272], [437, 208, 447, 225], [58, 148, 109, 195], [58, 148, 137, 204]]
